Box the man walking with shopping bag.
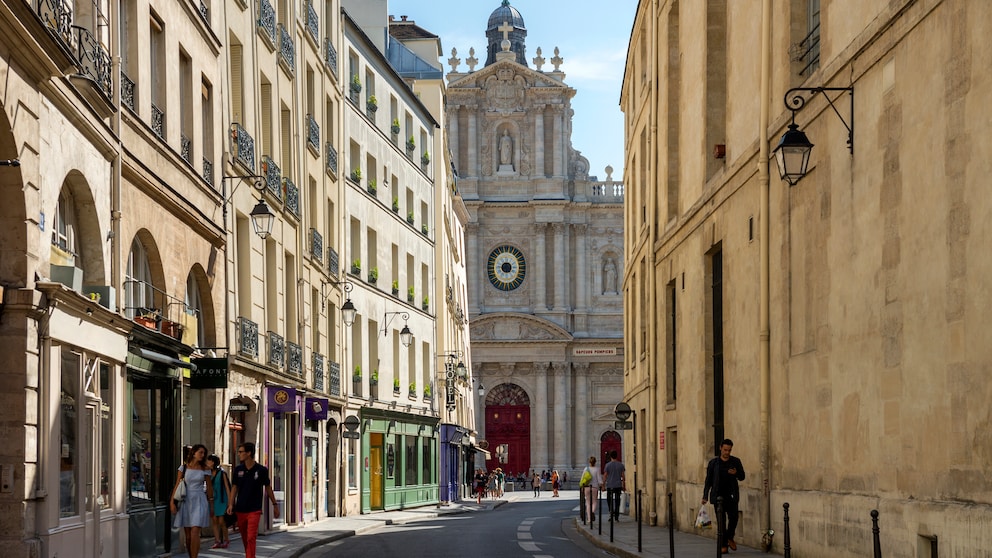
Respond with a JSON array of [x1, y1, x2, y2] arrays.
[[702, 439, 745, 553]]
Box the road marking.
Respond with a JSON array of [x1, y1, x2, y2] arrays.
[[518, 541, 540, 552]]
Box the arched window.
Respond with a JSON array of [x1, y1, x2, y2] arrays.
[[125, 239, 154, 318], [185, 273, 204, 347], [51, 190, 79, 267]]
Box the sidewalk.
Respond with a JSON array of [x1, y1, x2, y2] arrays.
[[172, 490, 766, 558]]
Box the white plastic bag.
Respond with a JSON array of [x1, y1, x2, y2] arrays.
[[695, 506, 712, 529]]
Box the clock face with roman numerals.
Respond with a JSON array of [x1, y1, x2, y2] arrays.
[[487, 245, 526, 291]]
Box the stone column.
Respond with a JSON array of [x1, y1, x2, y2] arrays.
[[552, 223, 566, 311], [573, 362, 590, 466], [467, 224, 480, 314], [532, 362, 549, 472], [534, 223, 547, 311], [552, 106, 563, 177], [575, 224, 588, 312], [534, 105, 545, 177], [552, 362, 569, 469], [449, 106, 460, 172], [467, 109, 477, 177]]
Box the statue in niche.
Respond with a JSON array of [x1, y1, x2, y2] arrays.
[[603, 258, 618, 294], [499, 129, 513, 167]]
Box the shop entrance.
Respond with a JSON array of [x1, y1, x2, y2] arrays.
[[483, 383, 531, 476], [303, 424, 319, 522], [369, 433, 384, 510]]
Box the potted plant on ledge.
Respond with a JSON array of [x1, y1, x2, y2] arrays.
[[393, 377, 401, 394], [406, 136, 416, 153], [368, 267, 378, 284], [422, 295, 429, 311], [350, 74, 362, 94], [391, 118, 401, 135], [406, 211, 414, 225], [366, 95, 378, 113], [351, 258, 361, 275], [408, 382, 417, 398], [352, 364, 362, 383], [407, 285, 415, 303], [350, 167, 362, 183], [368, 178, 377, 196], [370, 369, 378, 386], [422, 385, 432, 399], [391, 279, 399, 296], [421, 151, 430, 167], [392, 196, 399, 213]]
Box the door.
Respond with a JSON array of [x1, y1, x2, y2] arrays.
[[369, 433, 383, 510], [83, 402, 99, 558], [600, 430, 622, 469], [303, 431, 318, 522]]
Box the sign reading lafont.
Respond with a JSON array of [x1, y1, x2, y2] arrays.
[[190, 358, 228, 389]]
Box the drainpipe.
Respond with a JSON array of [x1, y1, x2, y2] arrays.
[[110, 0, 122, 303], [646, 0, 660, 527], [758, 0, 773, 540]]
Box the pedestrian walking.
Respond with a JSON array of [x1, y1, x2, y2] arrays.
[[581, 456, 603, 524], [532, 472, 541, 497], [551, 470, 560, 497], [207, 454, 232, 549], [170, 444, 213, 558], [603, 450, 626, 521], [228, 442, 279, 558], [702, 438, 746, 553], [474, 468, 487, 504]]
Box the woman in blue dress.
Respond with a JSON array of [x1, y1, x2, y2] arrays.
[[170, 444, 214, 558]]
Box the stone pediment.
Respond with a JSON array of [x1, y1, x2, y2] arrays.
[[447, 58, 574, 100], [469, 312, 573, 343]]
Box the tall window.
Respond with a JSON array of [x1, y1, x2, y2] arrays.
[[149, 13, 166, 138], [185, 274, 204, 348], [708, 248, 724, 455], [125, 239, 154, 318], [666, 279, 678, 403], [180, 49, 193, 162], [52, 189, 78, 266], [202, 76, 215, 185], [404, 435, 418, 486], [230, 38, 244, 123], [59, 349, 80, 518]]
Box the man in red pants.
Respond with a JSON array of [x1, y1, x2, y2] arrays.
[[228, 442, 279, 558]]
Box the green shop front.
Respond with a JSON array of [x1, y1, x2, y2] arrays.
[[360, 409, 439, 512]]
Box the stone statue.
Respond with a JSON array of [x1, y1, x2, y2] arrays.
[[499, 130, 513, 166], [603, 259, 617, 294]]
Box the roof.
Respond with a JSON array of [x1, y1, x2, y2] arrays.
[[487, 0, 525, 31], [388, 17, 439, 41]]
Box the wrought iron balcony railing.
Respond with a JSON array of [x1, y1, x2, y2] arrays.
[[327, 247, 339, 276], [287, 341, 303, 376], [278, 23, 295, 73], [121, 71, 135, 110], [310, 228, 323, 263], [323, 38, 338, 80], [238, 316, 259, 358], [37, 0, 73, 52], [181, 134, 192, 163], [202, 157, 213, 185], [151, 104, 165, 138], [305, 2, 319, 44], [260, 155, 282, 200], [313, 353, 325, 391], [231, 123, 256, 172], [199, 1, 209, 25], [328, 360, 341, 396], [306, 114, 319, 151], [325, 142, 338, 176], [70, 25, 112, 99], [268, 331, 284, 368], [257, 0, 276, 44], [283, 177, 299, 217]]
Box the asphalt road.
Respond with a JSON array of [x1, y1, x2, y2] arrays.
[[303, 496, 613, 558]]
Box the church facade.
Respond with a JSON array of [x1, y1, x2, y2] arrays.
[[444, 1, 625, 478]]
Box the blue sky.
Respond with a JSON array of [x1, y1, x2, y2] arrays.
[[387, 0, 637, 181]]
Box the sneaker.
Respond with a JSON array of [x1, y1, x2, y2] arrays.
[[210, 542, 223, 549]]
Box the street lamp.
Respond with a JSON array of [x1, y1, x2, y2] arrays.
[[222, 174, 276, 239], [320, 280, 357, 326], [381, 311, 412, 347], [614, 401, 641, 551], [774, 86, 854, 186]]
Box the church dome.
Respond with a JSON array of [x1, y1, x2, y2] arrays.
[[487, 0, 525, 32]]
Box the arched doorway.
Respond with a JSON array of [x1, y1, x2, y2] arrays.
[[600, 430, 622, 467], [483, 383, 530, 476]]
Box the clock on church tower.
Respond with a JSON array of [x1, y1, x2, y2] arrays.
[[487, 245, 526, 291]]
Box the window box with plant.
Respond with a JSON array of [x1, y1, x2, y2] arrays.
[[367, 178, 377, 196], [421, 223, 429, 235], [366, 94, 378, 113], [406, 136, 416, 153], [406, 211, 414, 225], [421, 151, 430, 166], [368, 267, 378, 284], [408, 382, 417, 398], [352, 364, 362, 383], [391, 118, 400, 135], [351, 258, 361, 274], [422, 385, 432, 399], [407, 285, 415, 303], [350, 167, 361, 183], [350, 74, 362, 94], [422, 295, 429, 311], [392, 196, 399, 213], [391, 279, 399, 296], [370, 369, 378, 386], [393, 377, 400, 393]]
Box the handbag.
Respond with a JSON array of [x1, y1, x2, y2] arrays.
[[579, 468, 592, 488], [172, 466, 188, 504]]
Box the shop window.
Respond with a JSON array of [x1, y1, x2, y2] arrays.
[[98, 363, 111, 510], [404, 435, 417, 486], [60, 350, 81, 518]]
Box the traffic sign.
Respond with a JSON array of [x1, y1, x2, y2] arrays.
[[614, 420, 633, 430], [342, 431, 361, 439]]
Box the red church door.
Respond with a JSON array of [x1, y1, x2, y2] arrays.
[[483, 384, 531, 476], [601, 430, 622, 466]]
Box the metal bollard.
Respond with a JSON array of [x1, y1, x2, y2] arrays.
[[871, 509, 882, 558], [668, 492, 675, 557], [598, 488, 603, 535], [783, 502, 791, 558], [637, 489, 643, 553], [716, 496, 724, 558]]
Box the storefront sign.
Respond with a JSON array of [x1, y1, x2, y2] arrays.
[[573, 347, 617, 356], [267, 386, 297, 412], [305, 397, 329, 420], [190, 358, 228, 389]]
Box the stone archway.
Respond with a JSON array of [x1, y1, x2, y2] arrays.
[[600, 430, 622, 468], [483, 383, 530, 476], [0, 104, 28, 286]]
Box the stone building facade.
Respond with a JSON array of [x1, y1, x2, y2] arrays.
[[446, 1, 625, 478], [621, 0, 992, 556]]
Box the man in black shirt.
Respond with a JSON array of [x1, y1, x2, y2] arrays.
[[228, 442, 279, 558], [702, 439, 746, 553]]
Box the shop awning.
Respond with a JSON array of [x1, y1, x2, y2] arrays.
[[138, 348, 195, 369]]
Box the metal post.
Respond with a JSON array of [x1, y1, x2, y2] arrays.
[[871, 509, 882, 558], [637, 489, 643, 552], [716, 496, 724, 557], [668, 492, 675, 557], [598, 487, 603, 534], [783, 502, 791, 558], [609, 491, 615, 542]]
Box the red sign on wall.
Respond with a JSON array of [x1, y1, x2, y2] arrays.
[[659, 432, 665, 450]]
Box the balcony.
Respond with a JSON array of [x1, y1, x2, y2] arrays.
[[230, 123, 256, 172], [257, 0, 276, 45], [277, 23, 295, 75], [327, 247, 339, 276], [313, 353, 325, 391], [69, 26, 112, 101], [283, 177, 299, 217], [198, 1, 209, 26], [202, 157, 213, 185], [323, 38, 338, 80], [589, 180, 625, 201], [238, 317, 259, 358], [328, 360, 341, 396], [121, 71, 135, 110], [305, 2, 319, 45], [310, 228, 323, 264], [287, 342, 302, 376], [151, 103, 165, 138], [181, 134, 192, 164], [260, 155, 282, 201], [325, 142, 338, 176], [306, 114, 319, 152], [268, 331, 284, 368]]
